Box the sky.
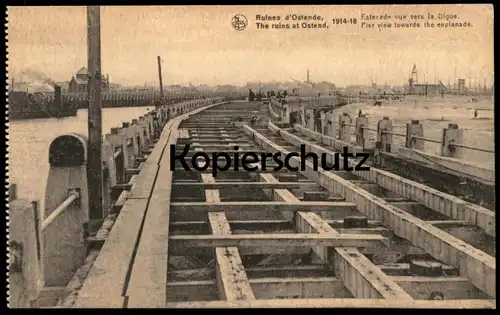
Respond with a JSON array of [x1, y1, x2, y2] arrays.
[[7, 5, 494, 87]]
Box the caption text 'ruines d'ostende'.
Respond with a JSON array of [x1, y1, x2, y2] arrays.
[[170, 144, 370, 177]]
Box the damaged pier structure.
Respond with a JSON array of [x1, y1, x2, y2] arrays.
[[9, 99, 495, 308]]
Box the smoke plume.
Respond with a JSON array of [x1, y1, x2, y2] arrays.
[[16, 68, 56, 92]]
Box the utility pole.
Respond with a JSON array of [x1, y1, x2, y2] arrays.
[[86, 6, 103, 232], [157, 56, 164, 101]]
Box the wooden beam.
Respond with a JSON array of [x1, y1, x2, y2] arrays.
[[173, 168, 286, 174], [76, 117, 187, 306], [168, 265, 329, 281], [167, 262, 462, 282], [179, 138, 249, 144], [426, 220, 471, 228], [297, 117, 494, 237], [78, 104, 223, 307], [203, 173, 255, 301], [170, 201, 356, 213], [125, 124, 181, 307], [166, 298, 496, 309], [172, 182, 318, 190], [190, 143, 254, 149], [168, 233, 388, 256], [167, 221, 387, 235], [295, 212, 413, 300], [166, 275, 484, 300], [257, 124, 496, 298], [171, 243, 394, 257], [234, 141, 412, 301], [168, 219, 392, 231], [181, 150, 269, 158]]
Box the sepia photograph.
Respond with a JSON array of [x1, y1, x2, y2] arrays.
[[6, 4, 495, 309]]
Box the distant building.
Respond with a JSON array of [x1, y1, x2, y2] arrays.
[[68, 67, 109, 93]]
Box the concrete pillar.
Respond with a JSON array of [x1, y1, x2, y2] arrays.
[[320, 113, 326, 135], [101, 140, 116, 218], [134, 119, 147, 154], [355, 115, 369, 147], [327, 111, 337, 139], [105, 129, 126, 184], [325, 112, 332, 137], [406, 120, 424, 150], [441, 123, 464, 158], [121, 122, 135, 169], [138, 117, 148, 146], [143, 114, 153, 143], [8, 184, 41, 308], [129, 121, 140, 158], [149, 112, 155, 138], [377, 117, 393, 152], [44, 134, 88, 286], [101, 138, 118, 218], [339, 113, 352, 143]]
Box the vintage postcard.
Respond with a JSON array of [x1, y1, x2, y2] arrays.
[[7, 5, 495, 309]]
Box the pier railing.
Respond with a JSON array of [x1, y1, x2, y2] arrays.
[[41, 91, 245, 102], [40, 189, 80, 233], [34, 91, 245, 109], [8, 95, 235, 308], [270, 95, 349, 110], [269, 97, 495, 182]]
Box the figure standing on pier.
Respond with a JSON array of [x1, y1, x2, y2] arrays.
[[314, 108, 322, 133], [282, 102, 290, 128], [290, 109, 298, 127], [358, 109, 363, 117], [473, 109, 478, 119]]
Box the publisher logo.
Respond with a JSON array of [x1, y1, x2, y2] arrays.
[[232, 14, 248, 31]]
